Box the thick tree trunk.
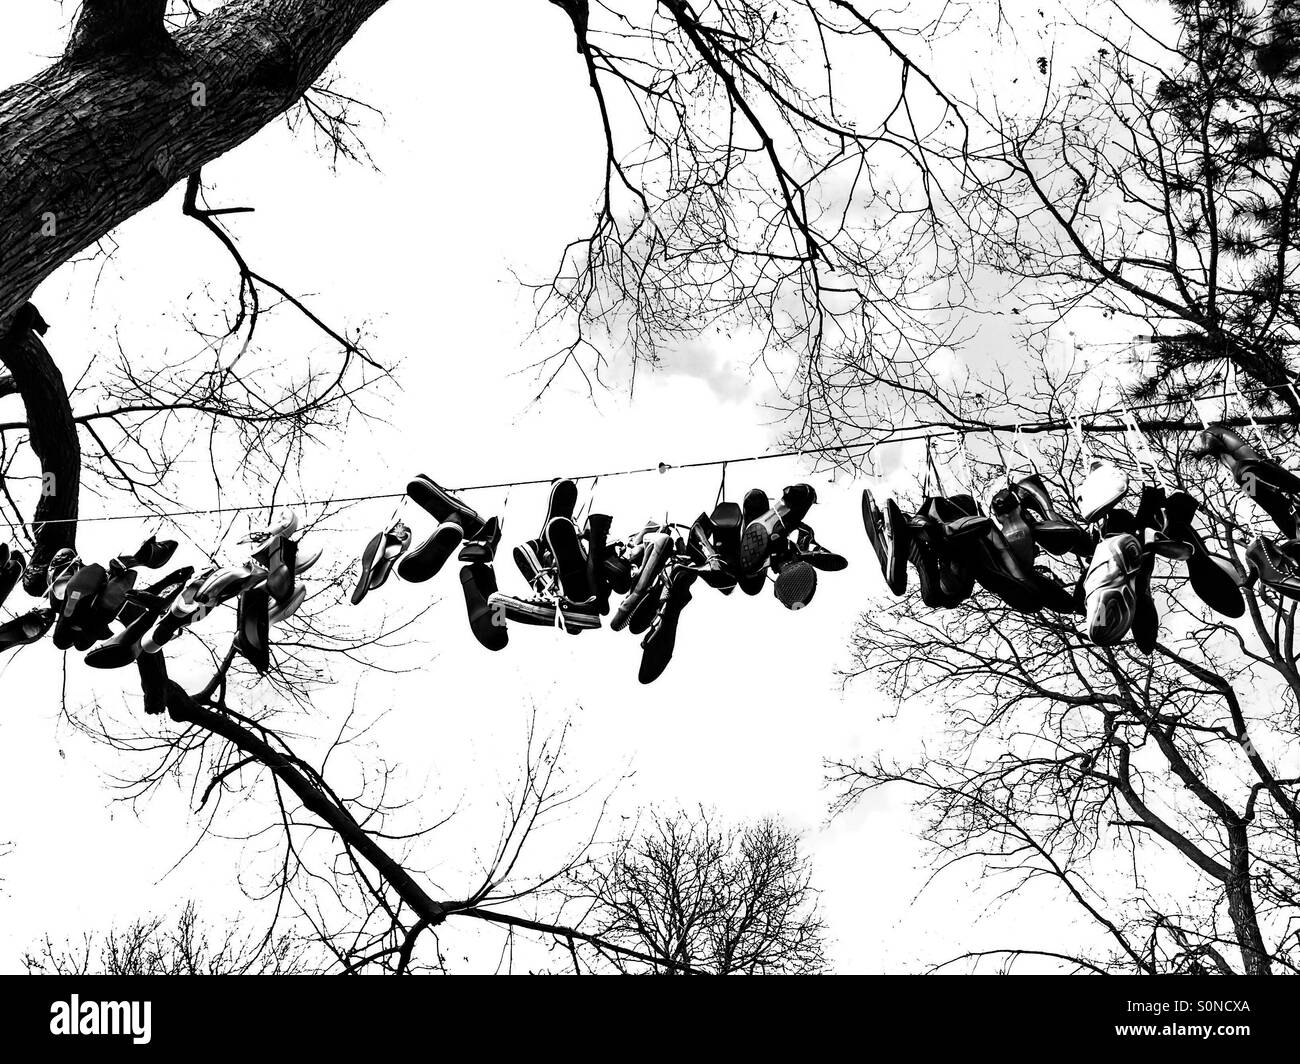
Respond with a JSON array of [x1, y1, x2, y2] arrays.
[[0, 306, 80, 587], [0, 0, 391, 329], [0, 0, 390, 567], [1224, 830, 1272, 975]]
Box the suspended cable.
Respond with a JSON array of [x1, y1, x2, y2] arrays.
[[12, 369, 1300, 528]]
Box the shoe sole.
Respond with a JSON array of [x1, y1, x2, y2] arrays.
[[408, 475, 483, 530], [774, 561, 817, 609]]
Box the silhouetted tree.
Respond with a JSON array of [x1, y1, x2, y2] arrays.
[[565, 809, 828, 974]]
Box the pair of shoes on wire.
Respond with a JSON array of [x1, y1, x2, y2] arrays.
[[351, 475, 510, 651], [491, 479, 603, 635]]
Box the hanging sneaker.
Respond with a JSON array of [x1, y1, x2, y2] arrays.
[[460, 563, 508, 651], [638, 566, 697, 684], [512, 538, 551, 592], [1084, 534, 1144, 645], [53, 564, 107, 651], [610, 532, 673, 631], [401, 477, 485, 582], [583, 514, 616, 612], [540, 479, 579, 537], [486, 590, 600, 631], [740, 484, 817, 573], [687, 514, 736, 590], [398, 515, 473, 584], [546, 516, 594, 603], [790, 527, 848, 572], [861, 489, 909, 595]]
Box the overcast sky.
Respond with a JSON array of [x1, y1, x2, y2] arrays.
[[0, 1, 1132, 972]]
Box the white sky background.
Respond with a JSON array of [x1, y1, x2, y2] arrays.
[[0, 1, 1143, 972]]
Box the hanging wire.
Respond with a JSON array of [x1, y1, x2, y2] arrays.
[[10, 369, 1300, 529]]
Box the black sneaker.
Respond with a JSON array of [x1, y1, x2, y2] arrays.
[[584, 514, 614, 613], [861, 490, 909, 595], [689, 514, 736, 590], [461, 563, 508, 651], [407, 475, 484, 531], [399, 514, 471, 584], [513, 538, 551, 592], [610, 532, 672, 631], [546, 516, 594, 603], [541, 479, 579, 537], [486, 590, 600, 632]]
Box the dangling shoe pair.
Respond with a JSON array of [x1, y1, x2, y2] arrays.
[[84, 567, 194, 670], [139, 564, 266, 654], [768, 525, 847, 611], [637, 564, 697, 684], [397, 476, 489, 584], [738, 484, 818, 574], [492, 480, 601, 634], [49, 559, 138, 653], [352, 521, 412, 604], [610, 523, 677, 632], [904, 495, 988, 609]]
